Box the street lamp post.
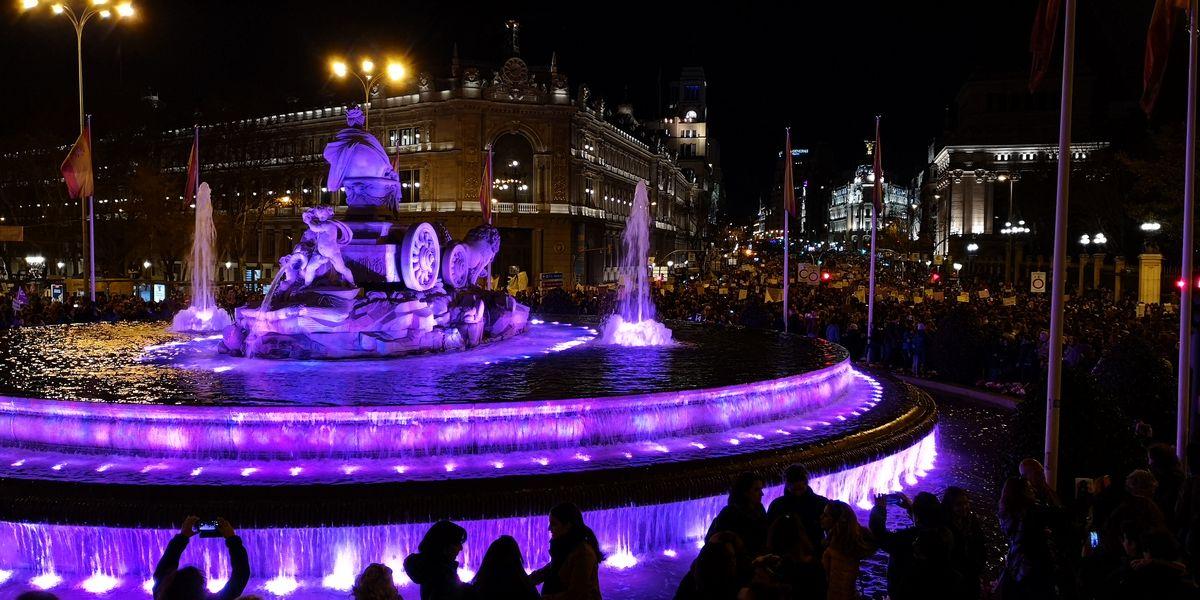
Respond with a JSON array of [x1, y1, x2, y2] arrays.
[[330, 57, 404, 129], [20, 0, 136, 302]]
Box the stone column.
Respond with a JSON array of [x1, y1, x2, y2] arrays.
[[1092, 252, 1105, 288], [1139, 253, 1164, 305], [1114, 257, 1126, 300]]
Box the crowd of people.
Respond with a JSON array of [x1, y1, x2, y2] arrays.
[[517, 251, 1179, 394], [15, 444, 1200, 599], [0, 284, 263, 329]]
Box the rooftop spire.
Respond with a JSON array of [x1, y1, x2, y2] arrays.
[[505, 19, 520, 55]]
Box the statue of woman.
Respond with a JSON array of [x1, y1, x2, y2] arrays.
[[322, 107, 394, 192]]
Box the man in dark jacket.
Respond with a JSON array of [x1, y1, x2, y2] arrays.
[[153, 516, 249, 600], [870, 492, 960, 600], [766, 464, 828, 548]]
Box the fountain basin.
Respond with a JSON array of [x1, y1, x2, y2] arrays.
[[0, 319, 937, 598]]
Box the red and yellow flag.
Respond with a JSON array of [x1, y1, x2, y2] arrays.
[[1028, 0, 1063, 93], [60, 125, 94, 199], [873, 116, 883, 217], [184, 127, 199, 204], [479, 145, 494, 224], [1142, 0, 1190, 115], [783, 128, 796, 217]]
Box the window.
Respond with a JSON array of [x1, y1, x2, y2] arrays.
[[388, 129, 398, 146], [683, 85, 701, 101], [399, 127, 422, 146], [397, 169, 421, 202]]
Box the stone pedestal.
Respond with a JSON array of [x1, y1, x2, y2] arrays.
[[1139, 253, 1163, 305], [1092, 252, 1105, 289]]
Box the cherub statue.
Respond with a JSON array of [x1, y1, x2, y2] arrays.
[[275, 245, 310, 295], [300, 206, 355, 287]]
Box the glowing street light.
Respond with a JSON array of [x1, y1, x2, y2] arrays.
[[329, 55, 406, 128], [966, 243, 979, 252], [1141, 221, 1162, 232]]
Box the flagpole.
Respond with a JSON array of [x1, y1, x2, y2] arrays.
[[1178, 0, 1198, 460], [866, 116, 880, 363], [1045, 0, 1077, 491], [86, 114, 95, 302]]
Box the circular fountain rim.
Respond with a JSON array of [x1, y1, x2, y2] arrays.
[[0, 355, 850, 419], [0, 375, 936, 528]]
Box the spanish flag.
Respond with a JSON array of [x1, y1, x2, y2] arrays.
[[1141, 0, 1190, 116], [1028, 0, 1063, 93], [184, 126, 199, 204], [60, 125, 94, 199], [479, 145, 494, 224], [783, 128, 796, 217]]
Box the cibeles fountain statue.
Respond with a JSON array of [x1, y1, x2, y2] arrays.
[[220, 107, 528, 359]]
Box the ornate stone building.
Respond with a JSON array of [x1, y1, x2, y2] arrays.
[[828, 163, 914, 246], [0, 42, 711, 290]]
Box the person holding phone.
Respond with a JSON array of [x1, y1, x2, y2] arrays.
[[152, 515, 250, 600]]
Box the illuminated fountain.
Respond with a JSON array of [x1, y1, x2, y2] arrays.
[[601, 180, 674, 347], [220, 107, 527, 359], [0, 108, 937, 599], [170, 182, 233, 333]]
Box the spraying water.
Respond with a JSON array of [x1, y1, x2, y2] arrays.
[[601, 180, 673, 346], [171, 182, 233, 333]]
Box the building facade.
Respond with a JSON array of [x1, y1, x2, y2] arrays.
[[924, 142, 1108, 256], [0, 44, 714, 291], [828, 164, 914, 245]]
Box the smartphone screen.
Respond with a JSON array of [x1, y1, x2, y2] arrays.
[[198, 520, 220, 538], [1088, 531, 1099, 549]]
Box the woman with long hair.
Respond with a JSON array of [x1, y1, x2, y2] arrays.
[[472, 535, 539, 600], [531, 503, 603, 600], [996, 476, 1059, 600], [403, 520, 472, 600], [820, 501, 874, 600]]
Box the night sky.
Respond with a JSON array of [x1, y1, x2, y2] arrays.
[[0, 1, 1158, 218]]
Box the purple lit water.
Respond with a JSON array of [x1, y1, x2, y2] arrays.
[[0, 431, 937, 599], [0, 318, 963, 599], [0, 321, 837, 406], [600, 180, 673, 346], [171, 182, 233, 333]]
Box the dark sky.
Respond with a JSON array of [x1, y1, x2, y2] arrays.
[[0, 1, 1155, 218]]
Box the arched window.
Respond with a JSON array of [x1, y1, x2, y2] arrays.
[[492, 133, 534, 204]]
